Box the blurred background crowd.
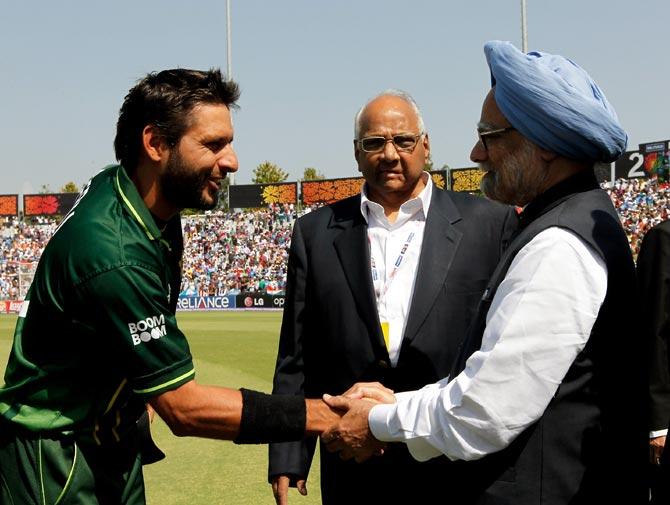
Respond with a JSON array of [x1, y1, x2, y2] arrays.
[[604, 177, 669, 257], [0, 178, 667, 300]]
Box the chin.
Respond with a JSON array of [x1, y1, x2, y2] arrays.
[[203, 188, 219, 206], [201, 198, 218, 210], [482, 182, 510, 205], [480, 174, 496, 198], [381, 178, 406, 190]]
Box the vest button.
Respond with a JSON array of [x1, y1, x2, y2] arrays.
[[378, 360, 389, 369]]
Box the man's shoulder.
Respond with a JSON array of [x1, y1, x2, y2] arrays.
[[42, 228, 122, 290], [441, 189, 505, 210], [435, 190, 514, 221], [43, 167, 153, 280], [297, 195, 361, 228], [555, 188, 621, 233], [651, 219, 670, 237], [639, 219, 670, 256], [52, 169, 120, 243]]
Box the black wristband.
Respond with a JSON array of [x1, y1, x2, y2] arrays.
[[234, 388, 306, 444]]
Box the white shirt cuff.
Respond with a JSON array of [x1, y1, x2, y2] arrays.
[[650, 429, 668, 438], [368, 403, 398, 442], [394, 391, 415, 402], [368, 402, 443, 462]]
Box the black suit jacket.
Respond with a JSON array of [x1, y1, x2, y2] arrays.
[[639, 220, 670, 435], [269, 188, 517, 504], [640, 219, 670, 505]]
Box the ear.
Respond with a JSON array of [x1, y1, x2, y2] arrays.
[[142, 125, 170, 163], [538, 147, 558, 163], [422, 133, 431, 160], [354, 139, 362, 169]]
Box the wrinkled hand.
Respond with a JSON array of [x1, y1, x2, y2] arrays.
[[343, 382, 396, 404], [650, 436, 666, 465], [271, 475, 307, 505], [321, 394, 386, 462]]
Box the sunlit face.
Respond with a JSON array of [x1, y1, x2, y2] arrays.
[[470, 90, 547, 206], [354, 95, 430, 204], [160, 103, 238, 210]]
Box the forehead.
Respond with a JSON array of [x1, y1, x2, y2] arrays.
[[184, 103, 233, 137], [479, 89, 511, 128], [359, 96, 419, 134]]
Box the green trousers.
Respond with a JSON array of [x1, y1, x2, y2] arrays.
[[0, 432, 145, 505]]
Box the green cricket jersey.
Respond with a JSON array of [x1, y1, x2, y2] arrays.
[[0, 165, 194, 446]]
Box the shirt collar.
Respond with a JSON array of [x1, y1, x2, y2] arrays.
[[360, 171, 433, 224], [113, 164, 163, 241]]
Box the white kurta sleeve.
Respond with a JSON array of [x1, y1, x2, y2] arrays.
[[368, 227, 608, 462]]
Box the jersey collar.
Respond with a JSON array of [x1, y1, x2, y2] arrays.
[[113, 164, 163, 242]]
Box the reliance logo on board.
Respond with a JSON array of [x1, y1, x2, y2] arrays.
[[129, 314, 167, 345]]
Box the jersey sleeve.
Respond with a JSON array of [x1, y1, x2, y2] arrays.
[[78, 264, 194, 398]]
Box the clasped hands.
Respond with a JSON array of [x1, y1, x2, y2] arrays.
[[271, 383, 396, 504], [320, 382, 396, 463]]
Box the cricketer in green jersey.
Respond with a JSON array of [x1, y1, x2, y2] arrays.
[[0, 69, 339, 505]]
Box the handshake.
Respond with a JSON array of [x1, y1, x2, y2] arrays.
[[317, 382, 396, 462], [272, 382, 397, 504]]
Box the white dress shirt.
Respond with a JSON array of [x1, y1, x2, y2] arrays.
[[368, 227, 608, 462], [360, 173, 433, 366]]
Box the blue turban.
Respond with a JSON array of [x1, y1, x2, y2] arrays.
[[485, 40, 627, 162]]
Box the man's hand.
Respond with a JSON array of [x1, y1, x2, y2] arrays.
[[650, 436, 666, 465], [271, 475, 307, 505], [320, 394, 386, 462], [305, 398, 343, 436], [342, 382, 396, 404]]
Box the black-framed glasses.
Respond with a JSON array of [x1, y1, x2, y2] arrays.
[[357, 133, 424, 153], [477, 126, 515, 150]]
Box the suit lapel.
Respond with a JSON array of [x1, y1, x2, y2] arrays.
[[331, 199, 387, 353], [403, 189, 463, 344]]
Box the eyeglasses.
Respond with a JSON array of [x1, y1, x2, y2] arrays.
[[477, 126, 516, 150], [357, 133, 424, 153]]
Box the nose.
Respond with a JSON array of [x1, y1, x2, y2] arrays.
[[218, 145, 239, 174], [470, 138, 487, 164], [381, 139, 400, 161]]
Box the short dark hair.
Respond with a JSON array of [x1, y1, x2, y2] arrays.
[[114, 68, 240, 172]]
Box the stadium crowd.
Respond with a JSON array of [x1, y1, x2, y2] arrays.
[[0, 216, 57, 300], [180, 203, 296, 297], [0, 178, 667, 301], [604, 177, 669, 257]]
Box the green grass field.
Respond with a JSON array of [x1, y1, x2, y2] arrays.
[[0, 312, 323, 504]]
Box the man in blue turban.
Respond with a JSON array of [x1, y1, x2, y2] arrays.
[[320, 41, 648, 504]]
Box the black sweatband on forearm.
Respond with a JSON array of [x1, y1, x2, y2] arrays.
[[234, 388, 306, 444]]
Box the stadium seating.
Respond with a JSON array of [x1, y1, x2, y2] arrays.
[[1, 180, 667, 301]]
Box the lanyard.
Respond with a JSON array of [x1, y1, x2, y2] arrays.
[[370, 230, 415, 303]]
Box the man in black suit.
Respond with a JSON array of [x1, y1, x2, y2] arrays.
[[638, 218, 670, 504], [268, 90, 516, 504]]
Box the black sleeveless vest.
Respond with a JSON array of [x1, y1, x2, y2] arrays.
[[447, 171, 647, 505]]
